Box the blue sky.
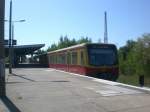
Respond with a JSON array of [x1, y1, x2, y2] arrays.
[[5, 0, 150, 49]]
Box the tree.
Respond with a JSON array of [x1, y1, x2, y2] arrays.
[[78, 36, 92, 44], [34, 49, 46, 55], [47, 35, 92, 52], [118, 40, 136, 75], [118, 33, 150, 77], [47, 43, 57, 52], [134, 34, 150, 76]]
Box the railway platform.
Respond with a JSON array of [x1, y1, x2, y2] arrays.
[[1, 68, 150, 112]]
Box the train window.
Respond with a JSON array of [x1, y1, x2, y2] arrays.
[[61, 54, 66, 64], [59, 54, 62, 64], [52, 55, 55, 64], [54, 55, 56, 64], [57, 54, 61, 64], [57, 53, 66, 64], [88, 48, 116, 66], [71, 52, 77, 65], [49, 56, 52, 64], [48, 56, 50, 64], [67, 52, 71, 64], [56, 54, 59, 64], [55, 55, 57, 64], [51, 55, 54, 64], [80, 51, 84, 65], [52, 55, 54, 64]]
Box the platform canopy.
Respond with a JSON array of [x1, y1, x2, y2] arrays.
[[5, 44, 45, 57]]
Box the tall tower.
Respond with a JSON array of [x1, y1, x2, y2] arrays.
[[104, 11, 108, 44]]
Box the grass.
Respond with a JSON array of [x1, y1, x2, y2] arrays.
[[117, 74, 150, 87]]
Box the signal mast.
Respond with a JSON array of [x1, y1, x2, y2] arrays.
[[104, 11, 108, 44]]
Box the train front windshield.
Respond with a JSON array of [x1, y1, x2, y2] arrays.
[[88, 46, 117, 66]]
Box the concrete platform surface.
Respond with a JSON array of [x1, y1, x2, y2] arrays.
[[4, 68, 150, 112]]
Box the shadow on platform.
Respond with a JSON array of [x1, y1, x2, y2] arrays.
[[0, 96, 21, 112], [11, 73, 36, 82]]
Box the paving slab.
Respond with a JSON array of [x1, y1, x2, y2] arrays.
[[4, 68, 150, 112]]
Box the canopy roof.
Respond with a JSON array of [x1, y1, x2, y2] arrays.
[[5, 44, 45, 56]]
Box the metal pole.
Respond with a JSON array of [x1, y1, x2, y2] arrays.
[[12, 23, 14, 67], [0, 0, 6, 96], [9, 0, 12, 74]]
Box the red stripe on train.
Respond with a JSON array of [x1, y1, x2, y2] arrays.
[[49, 64, 118, 76]]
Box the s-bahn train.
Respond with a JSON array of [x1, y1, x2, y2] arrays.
[[45, 43, 119, 81]]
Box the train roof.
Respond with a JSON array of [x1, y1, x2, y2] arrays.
[[47, 43, 86, 54], [47, 43, 116, 54]]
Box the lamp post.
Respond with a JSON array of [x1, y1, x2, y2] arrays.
[[11, 20, 25, 67], [9, 0, 12, 74], [4, 19, 25, 68], [0, 0, 6, 96], [8, 0, 25, 73]]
